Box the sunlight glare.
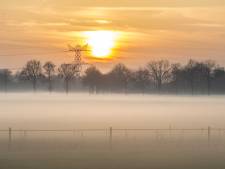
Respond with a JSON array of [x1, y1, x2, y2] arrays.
[[84, 31, 118, 58]]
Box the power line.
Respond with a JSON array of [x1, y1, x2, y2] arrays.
[[0, 50, 69, 57], [0, 45, 93, 71]]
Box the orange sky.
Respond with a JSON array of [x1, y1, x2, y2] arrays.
[[1, 0, 225, 71]]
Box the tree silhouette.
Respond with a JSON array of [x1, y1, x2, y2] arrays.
[[1, 58, 225, 94], [20, 60, 42, 92], [82, 66, 102, 93], [108, 64, 131, 93], [147, 60, 171, 93], [0, 69, 11, 93], [171, 63, 182, 94], [203, 60, 215, 95], [132, 68, 150, 93], [212, 67, 225, 93], [58, 63, 78, 94], [184, 60, 197, 95], [43, 61, 56, 93]]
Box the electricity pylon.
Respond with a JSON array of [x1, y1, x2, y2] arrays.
[[67, 44, 90, 76]]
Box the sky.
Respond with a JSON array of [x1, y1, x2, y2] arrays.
[[1, 0, 225, 71]]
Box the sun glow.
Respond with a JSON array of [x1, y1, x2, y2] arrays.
[[84, 31, 118, 58]]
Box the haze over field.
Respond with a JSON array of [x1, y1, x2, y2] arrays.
[[0, 93, 225, 129], [1, 1, 225, 169], [1, 93, 225, 169]]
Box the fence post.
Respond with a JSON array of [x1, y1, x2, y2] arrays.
[[169, 124, 172, 138], [125, 129, 128, 138], [109, 127, 113, 149], [8, 127, 12, 150], [24, 130, 27, 137], [208, 126, 211, 144]]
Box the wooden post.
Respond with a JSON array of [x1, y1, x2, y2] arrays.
[[219, 128, 222, 140], [125, 129, 128, 138], [72, 129, 76, 149], [169, 124, 172, 138], [8, 127, 12, 150], [109, 127, 112, 149], [155, 130, 158, 142], [24, 130, 27, 137], [208, 126, 211, 144]]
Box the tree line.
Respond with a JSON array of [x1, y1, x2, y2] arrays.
[[0, 59, 225, 95]]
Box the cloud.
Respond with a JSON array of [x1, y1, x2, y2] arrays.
[[0, 0, 225, 68], [36, 0, 225, 8]]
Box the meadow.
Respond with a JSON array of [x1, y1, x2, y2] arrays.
[[0, 93, 225, 169]]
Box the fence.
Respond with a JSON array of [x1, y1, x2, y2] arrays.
[[1, 126, 225, 150]]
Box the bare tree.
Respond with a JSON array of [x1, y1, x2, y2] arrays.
[[171, 63, 182, 94], [184, 59, 197, 95], [108, 63, 131, 93], [147, 60, 171, 93], [0, 69, 11, 93], [203, 60, 215, 95], [20, 60, 42, 92], [132, 68, 150, 93], [82, 66, 102, 93], [58, 63, 79, 93], [43, 61, 56, 93], [213, 67, 225, 93]]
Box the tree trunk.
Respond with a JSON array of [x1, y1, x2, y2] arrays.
[[48, 77, 52, 93], [207, 77, 211, 95], [4, 77, 7, 93], [33, 79, 37, 92], [65, 80, 69, 94], [3, 72, 8, 93], [175, 81, 178, 95], [157, 80, 162, 94], [190, 78, 194, 95]]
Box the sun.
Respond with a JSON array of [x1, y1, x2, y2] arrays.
[[84, 31, 118, 58]]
